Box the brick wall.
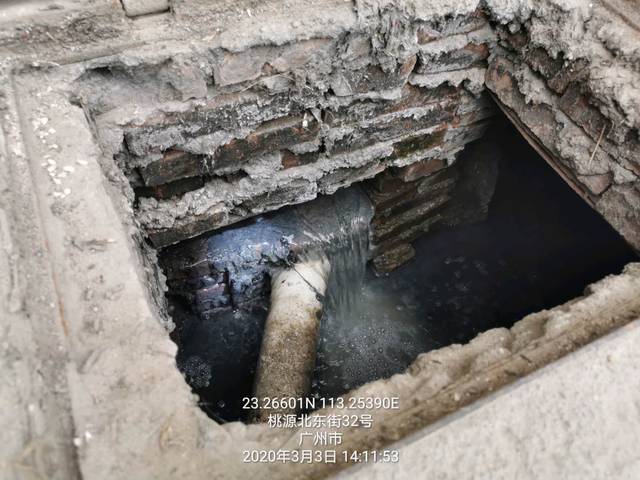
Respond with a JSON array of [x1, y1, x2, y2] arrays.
[[81, 4, 496, 249], [485, 0, 640, 251], [365, 134, 497, 273], [77, 0, 640, 260]]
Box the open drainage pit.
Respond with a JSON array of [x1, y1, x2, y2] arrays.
[[4, 1, 639, 477], [159, 118, 636, 423]]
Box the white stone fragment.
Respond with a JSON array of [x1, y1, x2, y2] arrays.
[[121, 0, 169, 17]]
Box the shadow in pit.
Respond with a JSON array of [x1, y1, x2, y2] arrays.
[[311, 117, 637, 400], [162, 116, 637, 422]]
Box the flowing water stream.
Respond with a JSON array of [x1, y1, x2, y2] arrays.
[[311, 120, 636, 401], [165, 120, 636, 422]]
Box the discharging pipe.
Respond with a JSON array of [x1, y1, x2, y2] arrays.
[[252, 255, 330, 422]]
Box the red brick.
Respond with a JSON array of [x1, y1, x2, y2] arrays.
[[558, 86, 612, 144], [372, 243, 416, 274], [139, 149, 203, 187], [393, 157, 448, 182], [372, 178, 455, 222], [139, 115, 320, 186], [371, 200, 447, 248], [136, 175, 205, 199], [365, 167, 458, 212], [525, 48, 588, 94], [212, 116, 320, 171], [525, 47, 564, 80], [387, 128, 448, 162], [280, 150, 320, 169]]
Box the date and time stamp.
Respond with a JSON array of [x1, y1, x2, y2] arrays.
[[241, 396, 401, 465]]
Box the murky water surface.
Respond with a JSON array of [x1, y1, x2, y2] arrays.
[[312, 121, 636, 399], [173, 121, 636, 421]]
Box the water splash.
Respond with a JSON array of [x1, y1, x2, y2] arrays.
[[300, 187, 373, 315], [311, 187, 443, 399]]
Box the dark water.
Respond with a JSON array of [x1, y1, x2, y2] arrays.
[[311, 118, 636, 399], [170, 118, 636, 421], [169, 187, 373, 422]]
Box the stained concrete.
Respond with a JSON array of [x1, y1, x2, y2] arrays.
[[342, 317, 640, 480], [0, 1, 639, 479]]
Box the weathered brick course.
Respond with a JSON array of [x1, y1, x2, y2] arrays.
[[213, 116, 321, 171], [140, 149, 204, 187], [84, 5, 498, 247], [329, 56, 417, 97], [372, 243, 416, 274], [137, 175, 206, 200], [124, 90, 303, 157], [417, 42, 489, 74], [393, 157, 448, 182], [486, 19, 640, 252]]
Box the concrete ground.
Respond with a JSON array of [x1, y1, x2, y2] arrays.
[[343, 318, 640, 479], [1, 1, 639, 479]]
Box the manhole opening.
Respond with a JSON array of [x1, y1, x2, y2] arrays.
[[158, 116, 636, 423]]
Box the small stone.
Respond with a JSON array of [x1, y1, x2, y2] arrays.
[[63, 165, 75, 173]]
